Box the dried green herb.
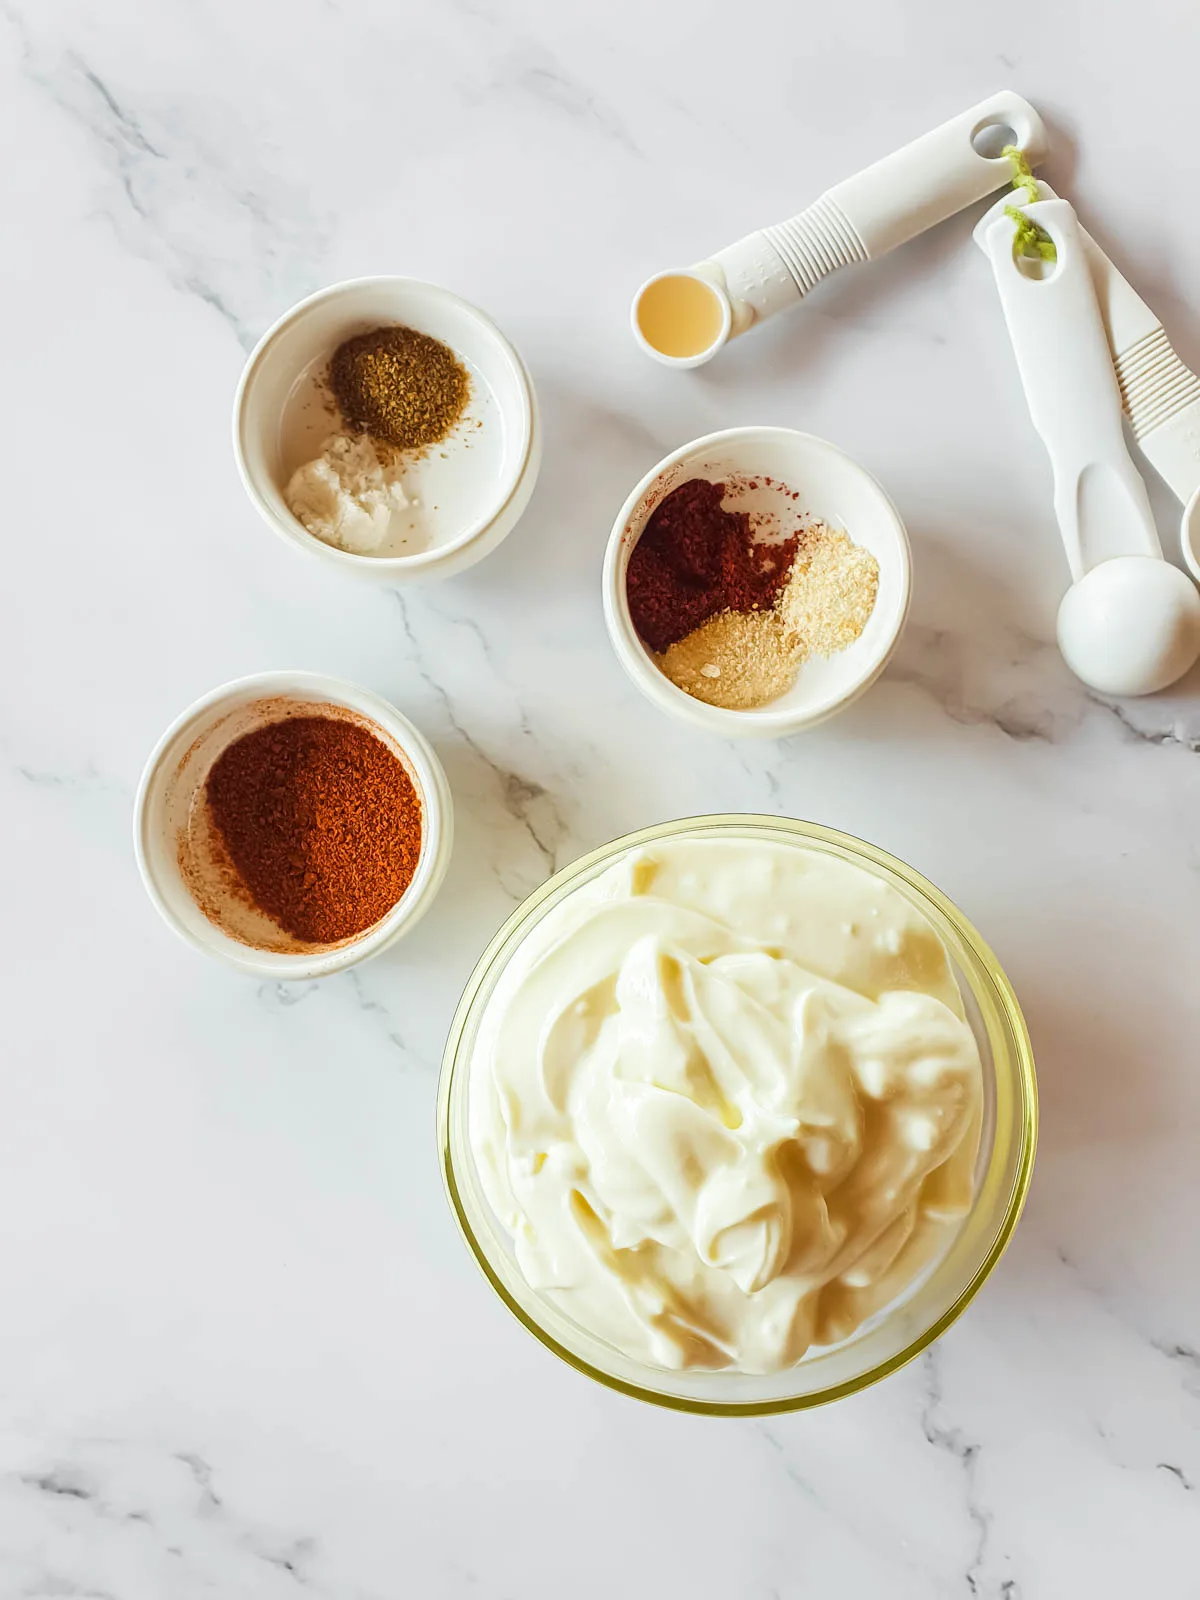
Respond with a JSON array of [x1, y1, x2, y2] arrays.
[[329, 324, 469, 451]]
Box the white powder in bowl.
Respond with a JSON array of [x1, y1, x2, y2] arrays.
[[285, 433, 408, 555]]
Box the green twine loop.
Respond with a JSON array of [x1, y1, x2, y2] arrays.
[[1001, 144, 1057, 262]]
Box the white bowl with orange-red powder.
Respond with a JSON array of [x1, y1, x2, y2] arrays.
[[602, 428, 912, 737], [134, 672, 453, 978]]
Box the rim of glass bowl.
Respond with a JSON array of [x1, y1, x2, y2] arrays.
[[437, 814, 1038, 1416]]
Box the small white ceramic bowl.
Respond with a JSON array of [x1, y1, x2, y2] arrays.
[[134, 672, 453, 978], [234, 278, 541, 582], [603, 427, 911, 737]]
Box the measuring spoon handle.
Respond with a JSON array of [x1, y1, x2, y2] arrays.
[[698, 92, 1048, 339], [974, 194, 1162, 581]]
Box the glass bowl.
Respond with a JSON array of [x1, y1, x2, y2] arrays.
[[437, 816, 1036, 1415]]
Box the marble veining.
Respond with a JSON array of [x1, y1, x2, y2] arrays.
[[3, 0, 1200, 1594]]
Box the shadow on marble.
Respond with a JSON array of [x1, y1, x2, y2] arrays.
[[837, 529, 1070, 745], [996, 947, 1191, 1317], [405, 375, 672, 656], [1038, 105, 1082, 195]]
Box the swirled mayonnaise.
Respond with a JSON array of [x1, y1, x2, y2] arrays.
[[469, 838, 983, 1374]]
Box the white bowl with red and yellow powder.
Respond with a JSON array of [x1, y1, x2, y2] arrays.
[[603, 428, 911, 738]]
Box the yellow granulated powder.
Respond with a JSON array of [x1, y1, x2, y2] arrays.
[[778, 526, 880, 656], [653, 521, 881, 711], [656, 610, 797, 710]]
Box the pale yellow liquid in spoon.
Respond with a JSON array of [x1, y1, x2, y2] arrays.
[[636, 274, 726, 359]]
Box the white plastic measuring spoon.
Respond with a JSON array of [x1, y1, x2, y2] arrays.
[[1032, 179, 1200, 591], [632, 90, 1047, 367], [975, 192, 1200, 696]]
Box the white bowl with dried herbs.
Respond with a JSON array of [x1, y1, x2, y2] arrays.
[[603, 427, 911, 737], [235, 278, 540, 582]]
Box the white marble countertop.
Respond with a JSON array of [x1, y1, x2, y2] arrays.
[[4, 0, 1200, 1593]]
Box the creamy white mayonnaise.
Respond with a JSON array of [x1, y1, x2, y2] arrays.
[[469, 837, 983, 1374]]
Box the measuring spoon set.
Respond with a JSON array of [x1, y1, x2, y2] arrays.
[[630, 91, 1200, 696]]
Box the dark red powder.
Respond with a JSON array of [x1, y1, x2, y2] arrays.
[[625, 479, 800, 652]]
